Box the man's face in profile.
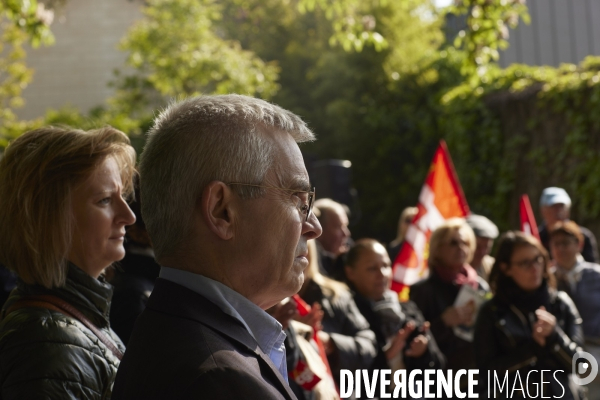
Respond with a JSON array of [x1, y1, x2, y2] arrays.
[[234, 130, 321, 309], [472, 236, 493, 267], [318, 208, 350, 256]]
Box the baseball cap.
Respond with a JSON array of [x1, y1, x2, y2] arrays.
[[540, 187, 572, 207]]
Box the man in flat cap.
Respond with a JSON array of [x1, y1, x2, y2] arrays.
[[538, 187, 598, 263], [466, 214, 499, 282]]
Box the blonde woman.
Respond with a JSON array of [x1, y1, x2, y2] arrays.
[[388, 206, 418, 262], [410, 218, 489, 375], [0, 127, 136, 399]]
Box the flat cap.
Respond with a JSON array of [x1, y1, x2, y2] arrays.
[[466, 214, 499, 239]]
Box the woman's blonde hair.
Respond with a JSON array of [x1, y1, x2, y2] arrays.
[[428, 217, 476, 268], [0, 126, 136, 288], [303, 239, 348, 299], [389, 207, 418, 248]]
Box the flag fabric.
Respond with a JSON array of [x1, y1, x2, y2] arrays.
[[391, 140, 470, 296], [291, 294, 336, 392], [519, 194, 540, 240]]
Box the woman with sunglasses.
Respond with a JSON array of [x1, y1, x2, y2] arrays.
[[410, 218, 490, 384], [474, 231, 585, 399]]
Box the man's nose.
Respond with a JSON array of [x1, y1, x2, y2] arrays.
[[303, 211, 322, 240], [343, 225, 351, 238]]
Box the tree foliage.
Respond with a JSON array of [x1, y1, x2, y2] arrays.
[[0, 0, 55, 144], [114, 0, 279, 111], [12, 0, 600, 240], [441, 57, 600, 231], [449, 0, 529, 76]]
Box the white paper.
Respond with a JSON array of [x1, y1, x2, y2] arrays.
[[452, 285, 486, 342]]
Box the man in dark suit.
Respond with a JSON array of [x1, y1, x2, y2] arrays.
[[112, 95, 322, 399]]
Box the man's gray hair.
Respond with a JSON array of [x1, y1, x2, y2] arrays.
[[140, 94, 315, 259], [314, 198, 349, 226]]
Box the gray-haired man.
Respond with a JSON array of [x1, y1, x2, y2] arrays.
[[113, 95, 322, 399]]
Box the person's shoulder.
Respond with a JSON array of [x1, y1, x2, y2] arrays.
[[2, 307, 88, 344], [383, 289, 400, 303], [410, 276, 430, 288], [0, 308, 117, 360], [0, 308, 118, 397], [581, 262, 600, 274], [409, 276, 433, 294], [553, 290, 581, 317], [578, 225, 596, 238], [328, 286, 359, 315]]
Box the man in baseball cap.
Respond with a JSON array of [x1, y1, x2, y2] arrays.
[[538, 187, 599, 262]]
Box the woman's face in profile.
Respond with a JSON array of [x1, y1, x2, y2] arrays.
[[502, 244, 544, 292], [436, 228, 470, 271], [68, 156, 136, 278]]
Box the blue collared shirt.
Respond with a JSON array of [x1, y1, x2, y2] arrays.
[[159, 267, 288, 382]]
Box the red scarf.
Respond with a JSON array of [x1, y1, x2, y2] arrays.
[[434, 263, 479, 289]]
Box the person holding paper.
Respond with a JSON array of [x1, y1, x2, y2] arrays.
[[410, 218, 490, 377], [474, 231, 584, 399]]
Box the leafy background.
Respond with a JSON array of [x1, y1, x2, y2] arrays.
[[2, 0, 600, 243]]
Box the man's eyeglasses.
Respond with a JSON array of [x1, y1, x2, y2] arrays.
[[226, 183, 315, 222], [511, 255, 545, 270]]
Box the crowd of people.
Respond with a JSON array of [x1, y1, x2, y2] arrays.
[[0, 94, 598, 400]]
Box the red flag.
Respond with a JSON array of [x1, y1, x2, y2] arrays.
[[391, 140, 470, 297], [519, 194, 540, 240], [291, 294, 336, 392]]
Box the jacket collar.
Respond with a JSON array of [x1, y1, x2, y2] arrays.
[[147, 278, 297, 400]]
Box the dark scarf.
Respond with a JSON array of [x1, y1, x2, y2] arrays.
[[496, 276, 550, 313], [433, 263, 479, 289]]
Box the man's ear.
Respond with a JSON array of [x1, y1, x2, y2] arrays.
[[200, 181, 235, 240]]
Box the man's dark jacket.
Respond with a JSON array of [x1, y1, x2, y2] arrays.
[[112, 278, 297, 400]]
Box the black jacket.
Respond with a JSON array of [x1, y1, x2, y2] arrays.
[[0, 264, 124, 399], [110, 248, 161, 344], [300, 280, 377, 387], [474, 286, 584, 399], [409, 270, 489, 371], [112, 278, 297, 400], [352, 289, 446, 372]]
